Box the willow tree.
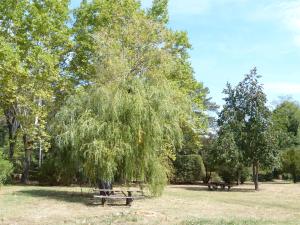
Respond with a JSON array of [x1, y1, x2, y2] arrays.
[[52, 0, 198, 195], [70, 1, 209, 166]]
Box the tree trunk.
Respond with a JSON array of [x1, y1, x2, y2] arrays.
[[5, 107, 19, 160], [38, 140, 42, 168], [237, 169, 241, 185], [204, 167, 211, 184], [292, 169, 297, 183], [252, 162, 259, 191], [8, 133, 16, 160], [21, 134, 31, 184]]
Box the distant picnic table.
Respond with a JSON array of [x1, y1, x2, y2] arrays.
[[92, 188, 144, 206], [207, 182, 234, 191]]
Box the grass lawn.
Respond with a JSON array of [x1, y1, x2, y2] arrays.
[[0, 182, 300, 225]]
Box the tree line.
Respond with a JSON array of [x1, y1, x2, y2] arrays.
[[0, 0, 299, 194]]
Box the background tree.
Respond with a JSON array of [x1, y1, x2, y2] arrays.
[[281, 148, 300, 183], [218, 68, 279, 190], [0, 0, 71, 183], [272, 100, 300, 182], [272, 100, 300, 148]]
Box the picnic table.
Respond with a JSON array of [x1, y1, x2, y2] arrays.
[[92, 188, 143, 206], [207, 182, 233, 191]]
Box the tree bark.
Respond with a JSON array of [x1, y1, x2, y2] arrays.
[[21, 134, 31, 184], [292, 169, 297, 183], [204, 167, 211, 184], [252, 162, 259, 191], [237, 169, 241, 185], [5, 107, 19, 160]]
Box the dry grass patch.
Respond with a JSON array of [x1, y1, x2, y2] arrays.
[[0, 182, 299, 225]]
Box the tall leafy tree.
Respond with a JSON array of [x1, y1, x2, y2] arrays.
[[51, 0, 208, 195], [53, 5, 192, 195], [0, 0, 71, 183], [71, 0, 208, 118], [218, 68, 279, 190]]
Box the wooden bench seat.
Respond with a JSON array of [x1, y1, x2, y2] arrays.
[[93, 195, 134, 206]]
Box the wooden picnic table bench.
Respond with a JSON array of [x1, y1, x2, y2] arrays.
[[92, 189, 143, 206], [207, 182, 233, 191]]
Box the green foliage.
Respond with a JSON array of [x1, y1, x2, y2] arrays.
[[217, 166, 238, 184], [218, 68, 279, 189], [0, 153, 13, 185], [200, 134, 217, 183], [49, 0, 207, 195], [210, 172, 222, 183], [53, 78, 189, 196], [216, 166, 250, 184], [38, 152, 77, 186], [173, 154, 205, 183], [240, 167, 250, 184], [258, 170, 274, 182], [215, 130, 240, 168], [1, 0, 208, 189], [281, 148, 300, 183], [0, 0, 71, 182], [148, 0, 169, 23], [272, 100, 300, 148]]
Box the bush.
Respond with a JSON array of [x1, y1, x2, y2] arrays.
[[258, 171, 274, 182], [240, 167, 250, 184], [38, 155, 78, 185], [210, 172, 222, 183], [0, 154, 13, 186], [282, 173, 293, 180], [217, 165, 250, 184], [173, 154, 205, 183]]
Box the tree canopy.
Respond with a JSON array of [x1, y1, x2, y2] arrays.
[[218, 68, 279, 190]]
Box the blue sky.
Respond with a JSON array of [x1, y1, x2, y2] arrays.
[[71, 0, 300, 106]]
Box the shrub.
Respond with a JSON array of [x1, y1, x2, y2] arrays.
[[282, 173, 293, 181], [217, 166, 236, 184], [210, 172, 222, 183], [173, 154, 205, 183], [217, 165, 250, 184], [38, 154, 78, 186], [258, 170, 274, 182], [0, 154, 13, 186], [240, 167, 250, 184]]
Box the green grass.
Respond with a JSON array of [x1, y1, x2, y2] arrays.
[[0, 182, 300, 225]]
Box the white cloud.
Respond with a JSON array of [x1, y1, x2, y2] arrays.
[[265, 82, 300, 94], [249, 0, 300, 47], [280, 1, 300, 30]]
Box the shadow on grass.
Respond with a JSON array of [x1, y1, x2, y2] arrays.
[[171, 185, 255, 193], [17, 188, 144, 206], [17, 189, 93, 205]]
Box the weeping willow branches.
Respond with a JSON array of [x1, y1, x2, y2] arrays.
[[52, 1, 198, 196]]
